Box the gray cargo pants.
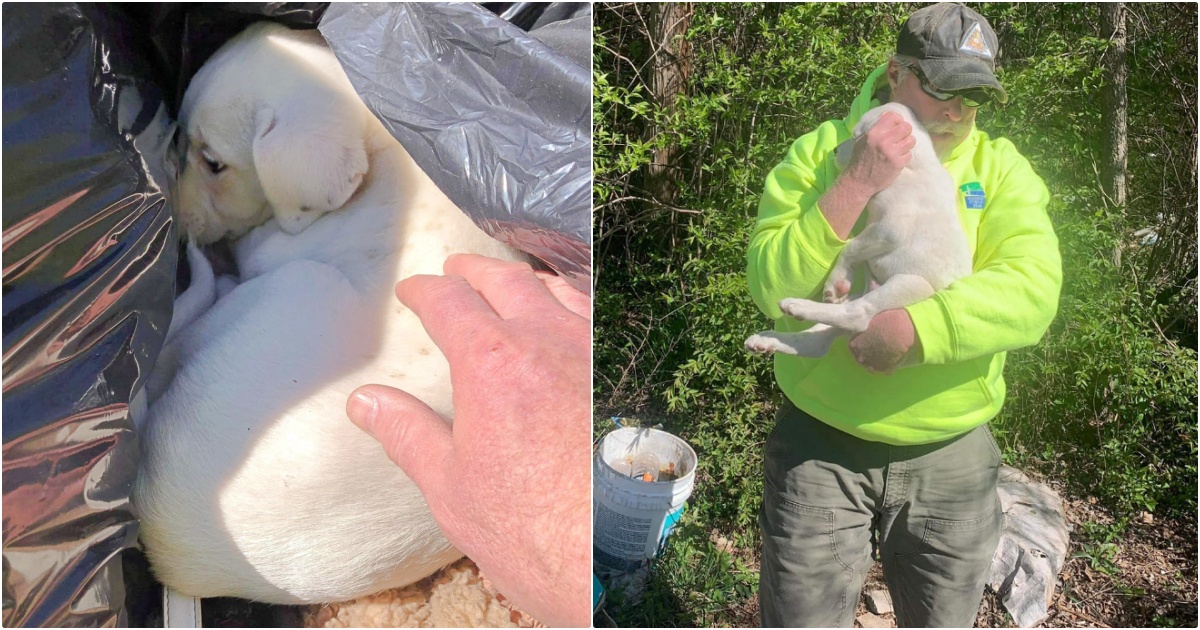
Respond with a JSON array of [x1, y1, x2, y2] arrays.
[[759, 400, 1003, 628]]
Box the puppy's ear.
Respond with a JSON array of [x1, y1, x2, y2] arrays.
[[252, 106, 368, 235]]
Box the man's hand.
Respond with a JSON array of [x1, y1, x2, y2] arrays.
[[345, 255, 591, 628], [842, 111, 916, 196], [848, 308, 920, 374], [819, 112, 916, 239]]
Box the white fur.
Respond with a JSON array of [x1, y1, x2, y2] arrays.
[[134, 22, 524, 603], [745, 103, 972, 357]]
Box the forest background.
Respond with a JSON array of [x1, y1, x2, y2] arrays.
[[593, 3, 1197, 627]]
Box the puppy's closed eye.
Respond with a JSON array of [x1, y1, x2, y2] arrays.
[[201, 149, 226, 175]]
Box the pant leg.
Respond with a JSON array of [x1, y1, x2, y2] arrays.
[[878, 423, 1004, 628], [759, 402, 881, 628]]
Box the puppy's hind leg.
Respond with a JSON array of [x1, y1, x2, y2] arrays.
[[745, 324, 845, 357], [782, 274, 935, 333], [825, 224, 892, 303]]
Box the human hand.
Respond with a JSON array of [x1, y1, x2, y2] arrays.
[[345, 254, 592, 628], [848, 308, 919, 374], [841, 112, 915, 197]]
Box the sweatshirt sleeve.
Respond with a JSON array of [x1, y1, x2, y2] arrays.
[[905, 144, 1062, 364], [747, 122, 849, 321]]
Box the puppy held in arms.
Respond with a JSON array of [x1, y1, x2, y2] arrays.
[[133, 22, 526, 604], [745, 103, 971, 360]]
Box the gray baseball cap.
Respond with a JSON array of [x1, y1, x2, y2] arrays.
[[896, 3, 1008, 104]]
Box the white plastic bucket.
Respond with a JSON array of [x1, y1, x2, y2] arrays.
[[592, 428, 697, 571]]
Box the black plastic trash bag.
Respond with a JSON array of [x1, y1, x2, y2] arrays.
[[3, 2, 591, 626], [320, 3, 593, 292], [2, 4, 178, 626]]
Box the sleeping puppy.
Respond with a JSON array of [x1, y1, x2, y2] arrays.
[[134, 22, 525, 604], [745, 102, 972, 358]]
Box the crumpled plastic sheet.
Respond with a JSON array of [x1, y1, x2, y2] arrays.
[[319, 2, 593, 293], [4, 3, 592, 627], [2, 4, 178, 626], [987, 466, 1072, 628]]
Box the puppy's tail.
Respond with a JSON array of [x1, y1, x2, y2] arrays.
[[166, 239, 216, 343]]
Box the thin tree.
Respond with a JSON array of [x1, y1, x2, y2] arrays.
[[1101, 3, 1127, 208], [647, 2, 693, 206]]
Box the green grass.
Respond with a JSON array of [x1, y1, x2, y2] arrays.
[[601, 521, 759, 628]]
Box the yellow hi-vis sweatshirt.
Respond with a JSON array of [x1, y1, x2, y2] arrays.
[[747, 64, 1062, 445]]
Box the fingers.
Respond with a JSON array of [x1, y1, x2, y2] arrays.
[[877, 112, 913, 137], [865, 115, 913, 167], [881, 129, 914, 169], [396, 255, 588, 361], [873, 114, 911, 142], [847, 334, 880, 372], [443, 254, 562, 320], [346, 384, 452, 497], [893, 144, 915, 170], [534, 270, 592, 320], [848, 331, 900, 374], [881, 123, 914, 152], [396, 273, 501, 362], [877, 111, 903, 126]]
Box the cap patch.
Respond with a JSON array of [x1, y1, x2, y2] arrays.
[[959, 22, 993, 59]]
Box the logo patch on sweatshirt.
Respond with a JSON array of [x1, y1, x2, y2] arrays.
[[960, 182, 986, 209]]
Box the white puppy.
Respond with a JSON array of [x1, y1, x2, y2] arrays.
[[134, 22, 525, 604], [745, 102, 971, 357]]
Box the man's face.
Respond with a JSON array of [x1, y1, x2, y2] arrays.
[[887, 61, 978, 159]]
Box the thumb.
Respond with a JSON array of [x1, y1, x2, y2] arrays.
[[347, 385, 453, 496]]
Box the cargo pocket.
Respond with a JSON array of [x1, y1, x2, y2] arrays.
[[885, 503, 1003, 627], [895, 504, 1002, 568], [761, 479, 855, 572], [760, 478, 872, 627]]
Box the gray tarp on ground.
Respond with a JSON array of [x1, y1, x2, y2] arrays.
[[988, 466, 1072, 628], [2, 3, 591, 626]]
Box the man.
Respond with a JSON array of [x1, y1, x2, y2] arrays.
[[746, 3, 1062, 627]]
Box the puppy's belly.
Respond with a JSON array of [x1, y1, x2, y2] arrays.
[[866, 220, 972, 291], [136, 261, 460, 603]]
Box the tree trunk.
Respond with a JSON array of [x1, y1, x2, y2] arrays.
[[1101, 3, 1128, 208], [647, 2, 693, 205]]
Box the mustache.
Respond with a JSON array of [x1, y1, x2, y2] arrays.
[[923, 121, 970, 136]]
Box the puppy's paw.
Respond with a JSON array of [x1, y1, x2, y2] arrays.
[[780, 297, 820, 321], [823, 278, 852, 304], [744, 333, 783, 355]]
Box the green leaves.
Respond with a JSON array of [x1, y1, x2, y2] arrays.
[[999, 188, 1197, 519]]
